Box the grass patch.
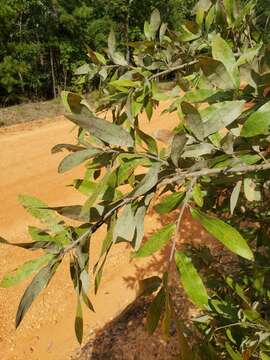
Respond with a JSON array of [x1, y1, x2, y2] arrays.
[[0, 98, 64, 127]]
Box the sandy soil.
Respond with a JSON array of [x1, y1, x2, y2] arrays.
[[0, 105, 182, 360]]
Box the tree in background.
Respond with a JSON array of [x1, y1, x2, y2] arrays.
[[0, 0, 195, 105]]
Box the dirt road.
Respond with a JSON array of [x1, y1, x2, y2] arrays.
[[0, 106, 180, 360]]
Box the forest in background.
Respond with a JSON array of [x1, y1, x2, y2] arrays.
[[0, 0, 268, 106], [0, 0, 196, 105]]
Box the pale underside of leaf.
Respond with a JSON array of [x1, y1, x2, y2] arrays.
[[230, 180, 242, 215], [66, 112, 134, 147]]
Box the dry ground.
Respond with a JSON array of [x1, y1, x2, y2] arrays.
[[0, 98, 64, 127]]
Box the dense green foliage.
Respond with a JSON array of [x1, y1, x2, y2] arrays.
[[0, 0, 195, 105], [2, 0, 270, 359]]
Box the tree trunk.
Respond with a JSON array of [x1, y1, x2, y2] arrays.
[[125, 0, 132, 63], [63, 68, 67, 90], [50, 47, 57, 99]]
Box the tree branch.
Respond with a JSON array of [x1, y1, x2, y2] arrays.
[[63, 197, 131, 254], [149, 60, 199, 81], [63, 162, 270, 255], [162, 162, 270, 186], [169, 178, 196, 263]]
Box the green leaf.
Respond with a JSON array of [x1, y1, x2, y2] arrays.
[[261, 353, 270, 360], [81, 172, 112, 215], [133, 223, 176, 258], [95, 52, 107, 65], [136, 128, 158, 154], [225, 343, 242, 360], [212, 34, 240, 88], [182, 143, 214, 158], [133, 203, 147, 251], [132, 162, 161, 197], [170, 133, 187, 167], [61, 92, 84, 114], [28, 226, 54, 242], [234, 0, 256, 27], [16, 258, 60, 327], [162, 291, 172, 339], [112, 52, 128, 66], [100, 222, 114, 259], [230, 181, 242, 215], [113, 204, 136, 243], [108, 30, 116, 55], [94, 254, 108, 294], [193, 185, 204, 207], [244, 178, 262, 202], [239, 153, 260, 165], [159, 22, 168, 42], [223, 0, 235, 25], [94, 234, 111, 294], [58, 148, 101, 173], [145, 99, 153, 121], [0, 236, 53, 251], [154, 192, 185, 214], [205, 5, 216, 32], [241, 101, 270, 137], [195, 0, 211, 27], [138, 276, 162, 297], [144, 21, 152, 40], [51, 143, 84, 154], [117, 157, 147, 185], [236, 44, 262, 66], [50, 205, 89, 222], [175, 252, 209, 308], [18, 195, 64, 233], [150, 9, 161, 36], [82, 291, 95, 312], [110, 79, 140, 89], [191, 208, 254, 260], [181, 102, 204, 141], [75, 63, 90, 76], [183, 89, 217, 103], [74, 179, 96, 196], [179, 24, 201, 42], [226, 277, 251, 305], [199, 57, 234, 90], [0, 254, 53, 288], [66, 110, 134, 147], [75, 296, 83, 344], [201, 101, 245, 137], [146, 287, 166, 334]]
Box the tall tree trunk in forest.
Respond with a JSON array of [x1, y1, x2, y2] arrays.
[[63, 68, 67, 90], [50, 48, 57, 98], [126, 0, 133, 63], [49, 0, 59, 98]]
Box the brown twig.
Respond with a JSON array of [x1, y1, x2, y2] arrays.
[[169, 178, 197, 263], [149, 60, 199, 81], [63, 198, 131, 254], [162, 162, 270, 186]]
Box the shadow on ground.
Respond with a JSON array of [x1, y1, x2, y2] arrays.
[[76, 297, 179, 360], [74, 210, 225, 360]]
